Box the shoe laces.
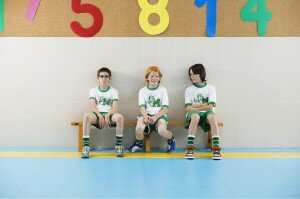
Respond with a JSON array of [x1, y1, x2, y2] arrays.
[[115, 146, 124, 153], [212, 146, 221, 155], [185, 146, 195, 154], [82, 146, 89, 153]]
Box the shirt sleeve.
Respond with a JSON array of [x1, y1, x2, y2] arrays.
[[185, 88, 192, 107], [112, 89, 119, 101], [208, 86, 217, 107], [161, 88, 169, 108], [138, 89, 146, 108], [89, 89, 97, 103]]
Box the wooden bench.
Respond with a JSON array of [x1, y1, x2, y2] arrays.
[[71, 121, 223, 152]]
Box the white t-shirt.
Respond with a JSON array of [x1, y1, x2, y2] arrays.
[[185, 82, 216, 113], [139, 85, 169, 115], [89, 86, 119, 113]]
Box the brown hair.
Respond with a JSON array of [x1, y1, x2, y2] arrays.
[[144, 66, 162, 84], [97, 67, 111, 77], [189, 63, 206, 82]]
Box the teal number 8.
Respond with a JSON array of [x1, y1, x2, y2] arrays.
[[241, 0, 272, 36]]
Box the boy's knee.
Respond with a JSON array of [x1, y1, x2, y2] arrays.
[[207, 114, 217, 123], [191, 113, 200, 122], [157, 127, 167, 135], [136, 125, 144, 133], [83, 113, 92, 123], [115, 114, 124, 123]]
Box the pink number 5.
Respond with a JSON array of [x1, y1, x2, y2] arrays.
[[25, 0, 41, 21], [70, 0, 103, 38]]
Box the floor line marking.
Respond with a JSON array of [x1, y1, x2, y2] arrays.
[[1, 152, 300, 158]]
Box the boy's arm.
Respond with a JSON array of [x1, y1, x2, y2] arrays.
[[106, 100, 118, 118], [90, 99, 100, 115], [152, 87, 169, 121], [153, 107, 168, 119], [90, 100, 106, 128], [140, 106, 151, 124], [186, 103, 214, 112]]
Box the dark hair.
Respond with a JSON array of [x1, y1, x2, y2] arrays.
[[189, 63, 206, 82], [97, 67, 111, 77]]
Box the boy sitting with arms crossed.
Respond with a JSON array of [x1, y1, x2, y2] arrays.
[[184, 63, 222, 160], [129, 66, 176, 153], [81, 67, 124, 158]]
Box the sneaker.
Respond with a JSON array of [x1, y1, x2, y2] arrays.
[[81, 146, 90, 158], [128, 140, 143, 153], [212, 146, 222, 160], [185, 145, 195, 159], [166, 139, 176, 152], [115, 146, 124, 157]]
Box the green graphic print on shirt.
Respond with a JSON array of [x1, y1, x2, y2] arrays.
[[98, 97, 112, 106], [147, 96, 161, 107], [193, 94, 208, 104]]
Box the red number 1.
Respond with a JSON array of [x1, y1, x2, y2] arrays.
[[70, 0, 103, 37]]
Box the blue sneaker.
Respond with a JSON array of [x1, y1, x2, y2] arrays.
[[166, 139, 176, 152], [128, 140, 143, 153]]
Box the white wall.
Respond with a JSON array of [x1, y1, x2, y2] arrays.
[[0, 37, 299, 148]]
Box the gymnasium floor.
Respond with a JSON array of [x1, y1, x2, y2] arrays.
[[0, 148, 300, 198]]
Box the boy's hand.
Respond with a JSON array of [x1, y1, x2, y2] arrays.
[[185, 106, 196, 112], [143, 115, 152, 124], [149, 115, 158, 124], [98, 114, 105, 128], [104, 115, 111, 127]]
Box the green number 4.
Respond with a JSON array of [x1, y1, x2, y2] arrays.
[[241, 0, 272, 36]]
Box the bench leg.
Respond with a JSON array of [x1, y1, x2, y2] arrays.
[[78, 125, 83, 152], [207, 130, 212, 150], [144, 135, 151, 153]]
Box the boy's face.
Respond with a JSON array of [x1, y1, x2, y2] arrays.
[[98, 72, 111, 86], [147, 71, 160, 86], [189, 69, 202, 84]]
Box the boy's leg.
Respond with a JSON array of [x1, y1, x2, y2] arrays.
[[156, 120, 176, 152], [188, 113, 200, 145], [111, 113, 124, 145], [206, 114, 222, 160], [111, 113, 124, 157], [128, 117, 146, 152], [185, 113, 200, 159], [82, 112, 98, 158]]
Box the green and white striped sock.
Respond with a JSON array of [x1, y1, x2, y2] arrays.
[[115, 135, 123, 146], [83, 136, 89, 147], [212, 135, 220, 147], [187, 135, 195, 146]]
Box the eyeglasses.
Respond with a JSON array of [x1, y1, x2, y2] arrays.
[[99, 75, 110, 79]]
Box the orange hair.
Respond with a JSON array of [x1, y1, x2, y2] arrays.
[[144, 66, 162, 84]]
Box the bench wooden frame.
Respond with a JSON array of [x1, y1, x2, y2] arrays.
[[71, 121, 223, 152]]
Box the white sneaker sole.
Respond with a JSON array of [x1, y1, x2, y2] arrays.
[[185, 156, 194, 160], [212, 156, 222, 160]]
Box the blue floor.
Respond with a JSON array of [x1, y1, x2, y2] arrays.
[[1, 155, 300, 198]]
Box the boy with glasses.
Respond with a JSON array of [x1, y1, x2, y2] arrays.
[[184, 64, 222, 160], [81, 67, 124, 158]]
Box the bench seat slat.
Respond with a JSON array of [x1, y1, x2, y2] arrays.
[[71, 120, 223, 152]]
